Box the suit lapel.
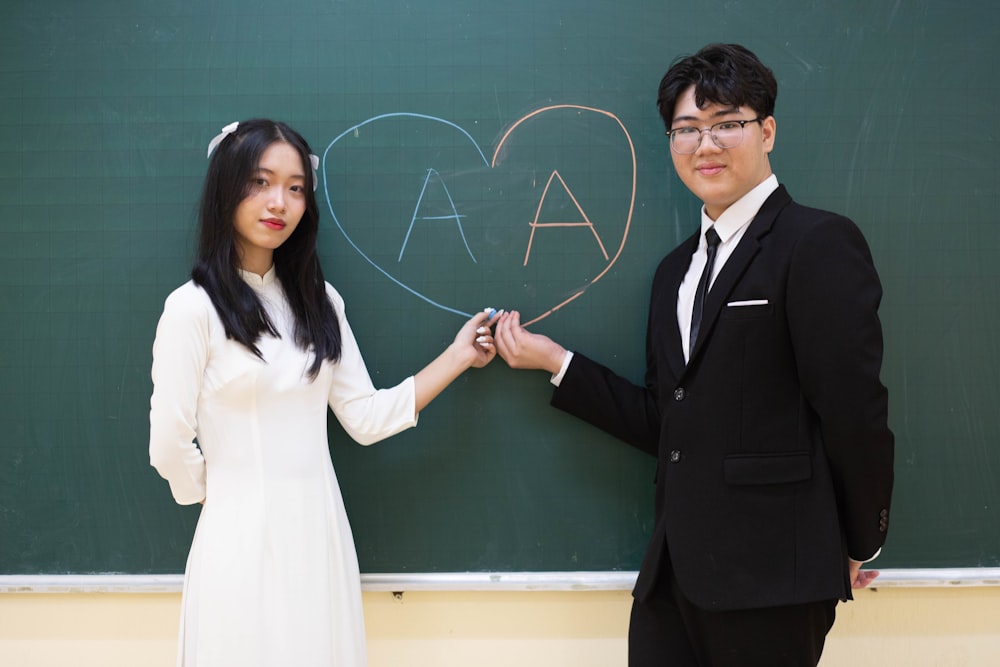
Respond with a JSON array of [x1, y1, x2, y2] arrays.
[[687, 186, 792, 363], [660, 234, 698, 380]]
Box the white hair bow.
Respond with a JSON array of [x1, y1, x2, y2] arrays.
[[206, 121, 239, 158], [309, 154, 319, 191]]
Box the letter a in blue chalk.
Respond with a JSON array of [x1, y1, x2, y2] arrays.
[[398, 168, 477, 264]]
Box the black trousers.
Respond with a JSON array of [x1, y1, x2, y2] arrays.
[[628, 562, 837, 667]]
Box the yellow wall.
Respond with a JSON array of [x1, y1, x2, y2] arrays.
[[2, 588, 999, 666]]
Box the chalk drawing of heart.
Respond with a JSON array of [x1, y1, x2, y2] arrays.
[[320, 105, 636, 325]]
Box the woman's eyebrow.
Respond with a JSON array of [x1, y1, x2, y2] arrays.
[[254, 167, 305, 179]]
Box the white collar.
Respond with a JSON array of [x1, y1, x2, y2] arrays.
[[699, 174, 779, 245], [237, 264, 277, 289]]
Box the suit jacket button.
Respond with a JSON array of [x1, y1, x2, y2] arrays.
[[669, 450, 682, 463], [673, 388, 685, 401]]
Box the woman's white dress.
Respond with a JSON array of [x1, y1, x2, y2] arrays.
[[149, 267, 416, 667]]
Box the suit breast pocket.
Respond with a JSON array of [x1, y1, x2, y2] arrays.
[[721, 300, 773, 320]]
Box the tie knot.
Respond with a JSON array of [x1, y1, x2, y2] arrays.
[[705, 226, 721, 248]]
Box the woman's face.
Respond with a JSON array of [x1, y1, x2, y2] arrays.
[[232, 141, 307, 275]]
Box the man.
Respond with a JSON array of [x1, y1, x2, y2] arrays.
[[494, 43, 894, 666]]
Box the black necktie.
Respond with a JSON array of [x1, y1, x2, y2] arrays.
[[689, 226, 721, 355]]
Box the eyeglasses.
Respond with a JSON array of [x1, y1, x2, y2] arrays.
[[665, 117, 764, 154]]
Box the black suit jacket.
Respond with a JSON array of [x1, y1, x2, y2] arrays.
[[552, 185, 894, 611]]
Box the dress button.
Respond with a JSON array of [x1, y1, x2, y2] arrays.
[[673, 388, 686, 401], [669, 450, 682, 463]]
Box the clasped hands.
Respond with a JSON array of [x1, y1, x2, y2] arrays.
[[459, 309, 566, 375]]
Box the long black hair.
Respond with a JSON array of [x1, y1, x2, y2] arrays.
[[193, 118, 341, 378]]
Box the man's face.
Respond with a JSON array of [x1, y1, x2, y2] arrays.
[[668, 85, 776, 220]]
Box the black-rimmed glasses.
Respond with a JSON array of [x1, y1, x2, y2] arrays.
[[666, 117, 764, 154]]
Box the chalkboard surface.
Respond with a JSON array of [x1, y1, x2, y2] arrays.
[[1, 0, 997, 576]]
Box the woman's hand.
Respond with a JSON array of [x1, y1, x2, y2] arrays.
[[450, 308, 499, 369]]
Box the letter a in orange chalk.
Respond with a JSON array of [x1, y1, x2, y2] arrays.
[[523, 170, 609, 266]]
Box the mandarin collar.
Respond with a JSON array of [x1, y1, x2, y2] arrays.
[[238, 264, 277, 289]]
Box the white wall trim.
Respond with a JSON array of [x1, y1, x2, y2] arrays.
[[2, 569, 999, 594]]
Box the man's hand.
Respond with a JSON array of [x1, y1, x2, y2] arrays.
[[850, 558, 879, 589], [494, 311, 567, 375]]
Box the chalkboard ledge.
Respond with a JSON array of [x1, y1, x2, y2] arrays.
[[2, 570, 1000, 593]]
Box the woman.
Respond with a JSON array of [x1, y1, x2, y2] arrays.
[[149, 119, 496, 666]]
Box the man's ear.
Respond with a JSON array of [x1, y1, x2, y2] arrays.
[[761, 115, 777, 154]]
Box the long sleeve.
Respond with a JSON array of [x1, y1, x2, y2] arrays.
[[324, 286, 418, 445], [148, 284, 210, 505], [551, 351, 661, 457], [786, 214, 894, 560]]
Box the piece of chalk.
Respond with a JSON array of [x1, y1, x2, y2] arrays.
[[484, 308, 497, 319]]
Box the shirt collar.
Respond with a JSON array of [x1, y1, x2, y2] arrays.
[[699, 174, 779, 244]]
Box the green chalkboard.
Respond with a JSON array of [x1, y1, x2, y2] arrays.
[[1, 0, 998, 576]]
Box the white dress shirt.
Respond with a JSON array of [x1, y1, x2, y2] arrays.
[[677, 174, 779, 362]]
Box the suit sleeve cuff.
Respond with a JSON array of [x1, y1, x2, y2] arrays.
[[852, 547, 882, 564]]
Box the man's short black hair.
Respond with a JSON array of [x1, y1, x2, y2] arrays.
[[657, 43, 778, 128]]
